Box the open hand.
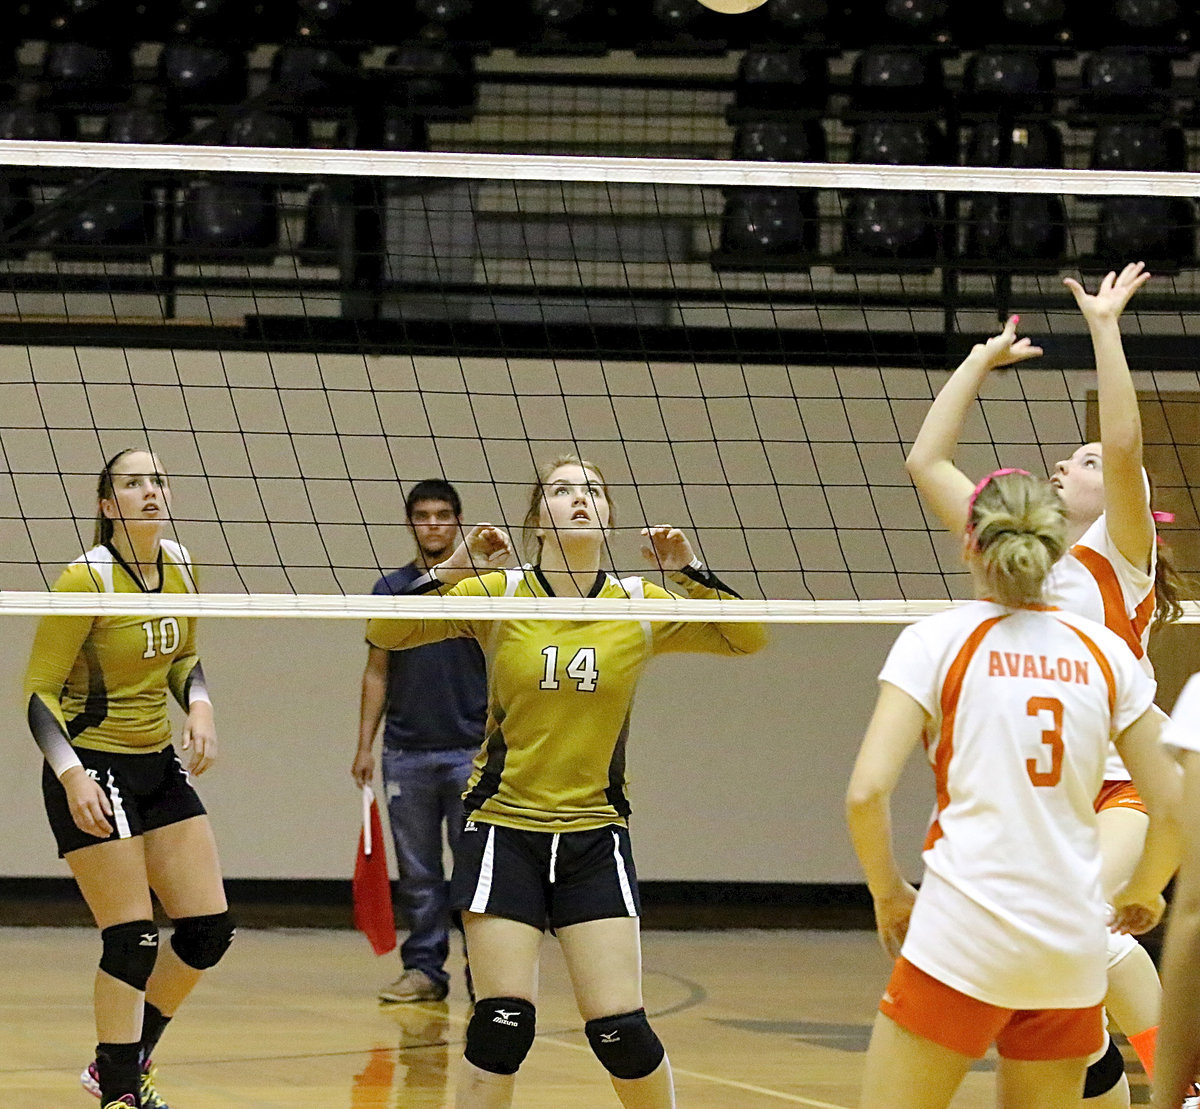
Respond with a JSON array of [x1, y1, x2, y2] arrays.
[[640, 526, 695, 572], [1064, 261, 1151, 324], [976, 315, 1044, 370]]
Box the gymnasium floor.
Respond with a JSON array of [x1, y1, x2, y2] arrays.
[[0, 927, 1148, 1107]]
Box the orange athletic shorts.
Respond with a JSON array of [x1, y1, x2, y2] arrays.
[[1094, 779, 1147, 815], [879, 957, 1104, 1061]]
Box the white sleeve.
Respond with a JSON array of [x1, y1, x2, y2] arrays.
[[878, 624, 939, 716], [1163, 673, 1200, 753], [1080, 515, 1155, 604], [1110, 655, 1157, 736]]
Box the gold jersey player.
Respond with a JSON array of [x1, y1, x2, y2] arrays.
[[367, 456, 766, 1109], [24, 449, 233, 1109]]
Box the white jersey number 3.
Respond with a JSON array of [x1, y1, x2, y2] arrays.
[[540, 645, 599, 692]]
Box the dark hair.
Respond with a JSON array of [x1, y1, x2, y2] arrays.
[[1153, 544, 1186, 629], [405, 479, 462, 520], [1147, 472, 1186, 630], [95, 447, 159, 546]]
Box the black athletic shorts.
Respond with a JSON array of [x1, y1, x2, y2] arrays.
[[450, 820, 641, 931], [43, 744, 207, 857]]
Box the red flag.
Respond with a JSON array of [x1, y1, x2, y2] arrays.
[[353, 785, 396, 955]]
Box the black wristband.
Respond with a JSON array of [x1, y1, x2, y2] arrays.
[[675, 562, 740, 597]]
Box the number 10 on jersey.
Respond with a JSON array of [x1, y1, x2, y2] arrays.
[[141, 617, 181, 659]]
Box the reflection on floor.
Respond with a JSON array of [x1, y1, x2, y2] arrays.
[[0, 927, 1147, 1108]]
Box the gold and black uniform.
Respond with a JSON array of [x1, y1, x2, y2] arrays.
[[367, 563, 766, 929], [26, 542, 210, 855], [368, 564, 765, 832]]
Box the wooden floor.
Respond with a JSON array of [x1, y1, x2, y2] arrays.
[[0, 927, 1149, 1108]]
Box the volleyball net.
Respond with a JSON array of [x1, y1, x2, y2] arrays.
[[2, 141, 1199, 621]]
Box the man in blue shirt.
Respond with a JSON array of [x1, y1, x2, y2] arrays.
[[352, 479, 487, 1002]]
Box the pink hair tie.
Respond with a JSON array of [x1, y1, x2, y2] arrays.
[[1153, 509, 1175, 546], [965, 467, 1032, 549]]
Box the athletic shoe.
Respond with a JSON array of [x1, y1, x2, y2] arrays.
[[1183, 1084, 1200, 1109], [140, 1063, 170, 1109], [81, 1060, 102, 1098], [101, 1098, 137, 1109], [83, 1057, 166, 1106], [378, 968, 448, 1003]]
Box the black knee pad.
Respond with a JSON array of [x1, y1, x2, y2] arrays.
[[170, 910, 235, 970], [99, 919, 158, 991], [1083, 1035, 1125, 1099], [585, 1008, 665, 1081], [465, 997, 536, 1076]]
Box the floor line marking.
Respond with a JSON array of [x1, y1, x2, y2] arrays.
[[540, 1035, 853, 1108]]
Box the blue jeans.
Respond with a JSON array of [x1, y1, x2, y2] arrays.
[[381, 746, 476, 988]]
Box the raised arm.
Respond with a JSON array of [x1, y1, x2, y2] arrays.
[[1064, 262, 1155, 571], [366, 523, 513, 651], [640, 526, 767, 656], [905, 316, 1043, 536], [845, 681, 929, 957], [367, 576, 483, 651]]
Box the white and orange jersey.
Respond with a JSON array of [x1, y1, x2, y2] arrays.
[[1044, 514, 1156, 781], [1164, 672, 1200, 754], [879, 601, 1156, 1010]]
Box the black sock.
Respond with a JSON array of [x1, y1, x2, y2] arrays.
[[139, 1003, 172, 1067], [96, 1041, 141, 1106]]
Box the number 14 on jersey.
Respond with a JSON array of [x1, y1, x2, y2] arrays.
[[540, 645, 599, 692]]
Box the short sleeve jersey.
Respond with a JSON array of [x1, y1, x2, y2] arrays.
[[1164, 672, 1200, 754], [372, 565, 487, 751], [1043, 513, 1157, 781], [366, 566, 766, 833], [879, 601, 1155, 1009], [25, 541, 202, 758]]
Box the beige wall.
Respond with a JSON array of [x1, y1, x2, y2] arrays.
[[2, 345, 1196, 881], [2, 616, 937, 881]]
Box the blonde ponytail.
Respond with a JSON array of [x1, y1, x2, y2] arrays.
[[968, 470, 1067, 608]]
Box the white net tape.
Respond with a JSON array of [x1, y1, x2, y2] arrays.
[[1, 140, 1199, 196], [3, 592, 1200, 623]]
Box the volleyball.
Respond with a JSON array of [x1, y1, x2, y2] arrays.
[[696, 0, 768, 12]]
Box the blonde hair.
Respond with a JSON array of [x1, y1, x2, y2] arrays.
[[521, 455, 614, 562], [969, 471, 1067, 608]]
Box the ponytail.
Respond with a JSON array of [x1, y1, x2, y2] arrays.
[[968, 470, 1067, 608]]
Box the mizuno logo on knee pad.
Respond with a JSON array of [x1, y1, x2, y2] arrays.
[[584, 1008, 665, 1081], [139, 933, 158, 946], [466, 998, 538, 1076]]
